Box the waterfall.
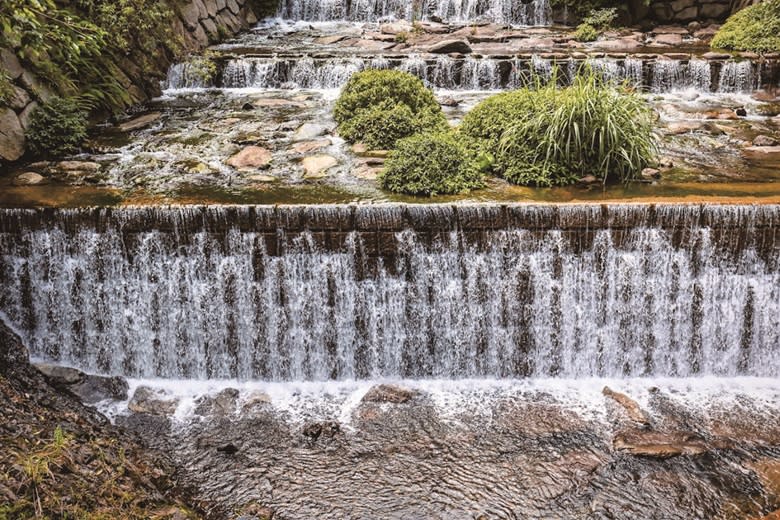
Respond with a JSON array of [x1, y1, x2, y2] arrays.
[[651, 59, 715, 93], [432, 56, 457, 89], [163, 63, 212, 90], [651, 60, 685, 93], [461, 57, 500, 90], [1, 204, 778, 381], [276, 0, 550, 24], [718, 60, 755, 93], [398, 55, 428, 83], [162, 55, 777, 93]]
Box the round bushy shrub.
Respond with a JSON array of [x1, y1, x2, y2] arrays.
[[380, 131, 484, 196], [711, 0, 780, 53], [25, 97, 88, 157], [462, 71, 656, 186], [334, 69, 447, 150]]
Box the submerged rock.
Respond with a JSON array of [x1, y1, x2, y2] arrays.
[[613, 429, 708, 458], [226, 146, 273, 170], [302, 154, 337, 178], [293, 123, 331, 142], [12, 172, 47, 186], [352, 164, 382, 180], [752, 135, 778, 147], [362, 384, 417, 404], [603, 386, 650, 425], [291, 139, 331, 154], [195, 388, 239, 417], [302, 420, 340, 440], [118, 112, 161, 132]]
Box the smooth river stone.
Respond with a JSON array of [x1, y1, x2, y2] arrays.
[[226, 146, 273, 170]]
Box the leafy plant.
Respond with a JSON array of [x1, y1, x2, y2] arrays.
[[0, 0, 179, 114], [574, 23, 600, 42], [583, 7, 618, 29], [711, 0, 780, 53], [334, 70, 447, 149], [25, 97, 89, 157], [380, 131, 485, 196], [462, 69, 656, 187], [574, 7, 617, 42]]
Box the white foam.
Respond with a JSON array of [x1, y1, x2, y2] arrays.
[[98, 376, 780, 428]]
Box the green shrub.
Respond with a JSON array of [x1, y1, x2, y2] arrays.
[[334, 70, 447, 149], [574, 7, 617, 42], [583, 7, 618, 28], [339, 100, 442, 151], [711, 0, 780, 53], [462, 70, 656, 186], [380, 131, 484, 196], [574, 23, 600, 42], [25, 97, 88, 157]]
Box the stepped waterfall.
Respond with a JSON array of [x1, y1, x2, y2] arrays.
[[1, 204, 778, 381], [276, 0, 550, 24]]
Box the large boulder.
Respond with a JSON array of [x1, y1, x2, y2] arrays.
[[0, 48, 23, 79], [427, 39, 473, 54], [0, 108, 26, 162], [128, 386, 180, 415]]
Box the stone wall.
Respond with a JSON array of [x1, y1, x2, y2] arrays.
[[646, 0, 734, 23], [0, 0, 270, 165]]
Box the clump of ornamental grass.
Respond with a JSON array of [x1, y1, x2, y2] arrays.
[[462, 68, 657, 186]]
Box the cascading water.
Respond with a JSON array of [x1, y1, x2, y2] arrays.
[[164, 55, 774, 94], [275, 0, 550, 25], [163, 63, 213, 90], [718, 60, 756, 93], [1, 204, 778, 382], [651, 59, 717, 93]]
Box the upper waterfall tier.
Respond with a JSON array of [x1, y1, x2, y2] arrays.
[[1, 204, 778, 381], [165, 54, 778, 94], [276, 0, 550, 25]]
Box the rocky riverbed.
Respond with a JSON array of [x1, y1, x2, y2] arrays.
[[30, 367, 780, 520], [3, 19, 780, 207]]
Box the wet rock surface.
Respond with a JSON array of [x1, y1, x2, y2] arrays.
[[111, 380, 780, 520]]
